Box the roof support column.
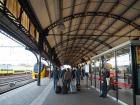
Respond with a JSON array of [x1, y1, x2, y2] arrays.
[[37, 33, 45, 86]]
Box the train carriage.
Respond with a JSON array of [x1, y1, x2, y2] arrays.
[[32, 63, 49, 79]]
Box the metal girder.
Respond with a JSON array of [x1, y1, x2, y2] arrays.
[[57, 51, 91, 61], [69, 0, 91, 53], [74, 28, 137, 63], [44, 11, 140, 32], [18, 0, 51, 49], [48, 33, 139, 37], [77, 1, 119, 58], [18, 0, 42, 33], [73, 0, 139, 62], [18, 0, 55, 64], [63, 22, 118, 32], [88, 0, 139, 51], [53, 37, 112, 49], [56, 46, 97, 56], [44, 0, 57, 45], [48, 29, 111, 36], [74, 0, 104, 57]]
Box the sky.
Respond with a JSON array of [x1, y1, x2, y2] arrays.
[[0, 32, 37, 65]]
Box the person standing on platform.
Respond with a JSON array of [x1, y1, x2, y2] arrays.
[[60, 69, 66, 86], [100, 68, 108, 98], [75, 68, 81, 85], [52, 68, 60, 90], [71, 68, 76, 80]]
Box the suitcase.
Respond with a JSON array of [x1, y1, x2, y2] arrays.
[[76, 84, 81, 91], [55, 85, 61, 94], [62, 85, 68, 94]]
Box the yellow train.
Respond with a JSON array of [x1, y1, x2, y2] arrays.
[[32, 63, 49, 79]]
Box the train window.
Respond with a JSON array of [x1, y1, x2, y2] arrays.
[[34, 63, 44, 73]]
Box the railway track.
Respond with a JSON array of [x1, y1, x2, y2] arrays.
[[0, 74, 35, 94]]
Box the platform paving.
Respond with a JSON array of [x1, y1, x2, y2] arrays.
[[0, 78, 121, 105], [0, 78, 51, 105], [43, 79, 120, 105]]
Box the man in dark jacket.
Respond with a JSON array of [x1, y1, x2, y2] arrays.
[[60, 69, 66, 86], [100, 68, 108, 98], [53, 68, 60, 90], [75, 68, 81, 85]]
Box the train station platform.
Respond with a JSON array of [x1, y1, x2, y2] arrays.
[[0, 78, 121, 105]]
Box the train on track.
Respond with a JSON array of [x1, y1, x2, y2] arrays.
[[0, 64, 32, 76], [32, 63, 49, 79]]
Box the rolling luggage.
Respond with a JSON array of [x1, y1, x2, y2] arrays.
[[55, 85, 61, 94]]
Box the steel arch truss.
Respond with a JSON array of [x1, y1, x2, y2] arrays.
[[56, 46, 97, 57], [54, 37, 112, 49], [44, 11, 140, 33]]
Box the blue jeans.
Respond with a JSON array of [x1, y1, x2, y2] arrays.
[[54, 79, 58, 90], [76, 78, 80, 85]]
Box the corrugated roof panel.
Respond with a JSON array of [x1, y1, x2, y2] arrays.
[[98, 2, 114, 12], [134, 18, 140, 25], [123, 8, 139, 20], [87, 2, 97, 12], [63, 8, 71, 17], [111, 3, 127, 16], [63, 0, 72, 9], [111, 37, 129, 47], [111, 20, 126, 30], [47, 35, 56, 47], [47, 0, 56, 23], [74, 3, 86, 14], [29, 0, 50, 29]]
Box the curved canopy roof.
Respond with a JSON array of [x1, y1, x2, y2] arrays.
[[14, 0, 140, 65]]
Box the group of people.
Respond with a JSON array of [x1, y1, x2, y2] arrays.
[[51, 67, 86, 92], [51, 66, 111, 97]]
